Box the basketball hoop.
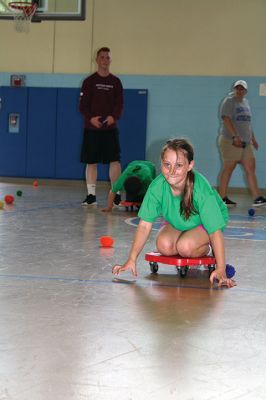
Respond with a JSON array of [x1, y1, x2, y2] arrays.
[[8, 1, 37, 33]]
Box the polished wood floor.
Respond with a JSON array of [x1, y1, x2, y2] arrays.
[[0, 180, 265, 400]]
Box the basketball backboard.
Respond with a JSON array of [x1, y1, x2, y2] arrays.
[[0, 0, 85, 21]]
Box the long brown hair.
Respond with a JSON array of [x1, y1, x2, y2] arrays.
[[160, 138, 198, 220]]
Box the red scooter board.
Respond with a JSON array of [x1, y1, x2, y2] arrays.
[[120, 201, 141, 211], [145, 251, 216, 277]]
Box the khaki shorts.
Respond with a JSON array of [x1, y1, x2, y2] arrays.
[[218, 135, 254, 162]]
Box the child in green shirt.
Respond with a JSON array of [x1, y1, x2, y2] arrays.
[[112, 138, 236, 288], [102, 160, 156, 212]]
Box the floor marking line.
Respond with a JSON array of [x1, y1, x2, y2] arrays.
[[0, 273, 266, 295]]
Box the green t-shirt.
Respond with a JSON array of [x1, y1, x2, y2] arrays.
[[112, 160, 156, 194], [138, 170, 228, 234]]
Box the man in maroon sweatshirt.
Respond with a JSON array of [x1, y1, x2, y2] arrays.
[[79, 47, 124, 206]]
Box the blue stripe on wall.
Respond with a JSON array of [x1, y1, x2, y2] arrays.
[[1, 73, 266, 188]]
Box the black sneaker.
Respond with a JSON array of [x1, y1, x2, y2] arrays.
[[222, 196, 237, 208], [252, 196, 266, 207], [82, 194, 97, 206], [113, 193, 121, 206]]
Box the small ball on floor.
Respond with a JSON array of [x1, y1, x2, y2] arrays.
[[248, 208, 255, 216], [4, 195, 14, 205], [99, 236, 114, 247]]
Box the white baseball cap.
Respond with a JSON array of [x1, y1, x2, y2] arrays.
[[233, 80, 248, 90]]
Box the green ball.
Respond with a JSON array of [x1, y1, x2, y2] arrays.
[[16, 190, 23, 197]]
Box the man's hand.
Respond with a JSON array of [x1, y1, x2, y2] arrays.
[[232, 136, 244, 148], [90, 116, 102, 128], [105, 115, 115, 126]]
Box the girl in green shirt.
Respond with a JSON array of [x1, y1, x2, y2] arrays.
[[112, 138, 236, 288]]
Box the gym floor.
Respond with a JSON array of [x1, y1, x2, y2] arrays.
[[0, 180, 265, 400]]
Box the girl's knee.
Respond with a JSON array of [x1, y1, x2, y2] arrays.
[[177, 241, 193, 257], [156, 236, 175, 256]]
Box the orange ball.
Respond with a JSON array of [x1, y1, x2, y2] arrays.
[[99, 236, 114, 247], [4, 195, 14, 205]]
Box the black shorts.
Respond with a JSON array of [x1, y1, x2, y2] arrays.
[[80, 128, 121, 164]]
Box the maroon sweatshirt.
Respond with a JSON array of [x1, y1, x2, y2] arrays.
[[79, 72, 124, 130]]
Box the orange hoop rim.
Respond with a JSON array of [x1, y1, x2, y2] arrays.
[[9, 1, 33, 9], [9, 1, 37, 13]]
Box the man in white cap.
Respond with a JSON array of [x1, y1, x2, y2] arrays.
[[218, 79, 266, 207]]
